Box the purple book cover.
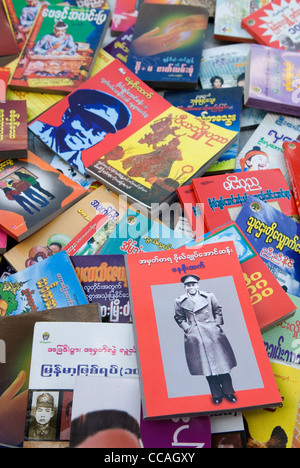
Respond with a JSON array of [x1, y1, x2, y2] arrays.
[[245, 44, 300, 117], [104, 26, 134, 64], [70, 254, 131, 323]]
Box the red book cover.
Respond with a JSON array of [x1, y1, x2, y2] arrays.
[[0, 100, 28, 160], [0, 68, 10, 102], [176, 184, 205, 238], [192, 169, 297, 233], [283, 141, 300, 218], [125, 242, 282, 419], [241, 0, 300, 51], [0, 0, 19, 56], [188, 221, 297, 331]]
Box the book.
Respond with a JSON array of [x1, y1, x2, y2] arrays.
[[126, 3, 209, 89], [0, 0, 19, 56], [191, 168, 298, 233], [49, 154, 97, 191], [176, 183, 204, 238], [0, 304, 101, 448], [0, 253, 15, 278], [9, 4, 111, 94], [0, 231, 7, 254], [98, 207, 192, 256], [235, 195, 300, 298], [27, 58, 238, 216], [243, 361, 300, 448], [186, 221, 297, 331], [164, 87, 243, 174], [23, 321, 138, 447], [0, 67, 10, 102], [0, 151, 87, 242], [263, 293, 300, 367], [199, 43, 251, 90], [69, 376, 142, 448], [70, 254, 132, 323], [0, 250, 88, 317], [3, 184, 128, 271], [241, 0, 300, 51], [104, 25, 134, 64], [234, 113, 300, 188], [214, 0, 269, 42], [210, 412, 247, 448], [0, 100, 28, 160], [244, 44, 300, 118], [283, 141, 300, 218], [125, 242, 282, 419]]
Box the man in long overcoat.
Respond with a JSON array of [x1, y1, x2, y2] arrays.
[[174, 274, 237, 405]]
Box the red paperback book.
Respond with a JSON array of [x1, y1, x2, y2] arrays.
[[125, 242, 282, 419], [283, 141, 300, 218]]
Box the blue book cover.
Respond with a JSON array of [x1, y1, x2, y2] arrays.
[[99, 208, 191, 255], [0, 251, 88, 316], [164, 87, 243, 174], [126, 3, 209, 89], [235, 195, 300, 298]]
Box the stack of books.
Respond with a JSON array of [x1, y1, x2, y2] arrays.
[[1, 0, 300, 451]]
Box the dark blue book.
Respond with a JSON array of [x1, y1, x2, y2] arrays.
[[164, 87, 243, 174], [235, 195, 300, 299], [126, 3, 209, 89]]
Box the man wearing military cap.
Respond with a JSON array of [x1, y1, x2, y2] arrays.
[[174, 274, 237, 405], [28, 392, 57, 440], [29, 89, 132, 174]]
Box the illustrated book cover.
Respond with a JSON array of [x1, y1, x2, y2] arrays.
[[262, 292, 300, 368], [244, 44, 300, 117], [241, 0, 300, 51], [0, 250, 88, 317], [0, 0, 19, 56], [0, 100, 28, 160], [283, 141, 300, 218], [0, 150, 87, 242], [28, 57, 238, 215], [236, 195, 300, 298], [191, 168, 298, 233], [213, 0, 269, 42], [243, 361, 300, 448], [9, 3, 111, 94], [23, 321, 138, 447], [186, 221, 297, 332], [164, 87, 243, 174], [103, 25, 134, 64], [70, 254, 131, 324], [198, 43, 251, 89], [0, 304, 100, 448], [234, 113, 300, 188], [125, 242, 282, 419], [0, 67, 10, 102], [3, 185, 129, 271], [126, 3, 209, 89]]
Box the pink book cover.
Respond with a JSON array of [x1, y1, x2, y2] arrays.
[[0, 229, 7, 253]]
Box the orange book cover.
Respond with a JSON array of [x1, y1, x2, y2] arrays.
[[125, 241, 282, 419]]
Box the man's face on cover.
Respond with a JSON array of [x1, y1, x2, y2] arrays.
[[62, 113, 108, 151], [35, 406, 54, 425]]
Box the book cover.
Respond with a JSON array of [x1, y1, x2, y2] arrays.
[[199, 43, 251, 89], [9, 4, 111, 94], [3, 185, 129, 271], [0, 151, 87, 242], [0, 100, 28, 160], [214, 0, 269, 42], [187, 221, 297, 332], [126, 3, 209, 89], [242, 0, 300, 51], [0, 67, 10, 102], [0, 304, 100, 448], [70, 254, 131, 323], [0, 0, 19, 56], [263, 292, 300, 367], [0, 230, 8, 254], [0, 254, 15, 279], [234, 113, 300, 187], [23, 321, 138, 447], [104, 25, 134, 64], [125, 242, 282, 419], [283, 141, 300, 218], [164, 87, 243, 174], [98, 207, 192, 256], [192, 168, 298, 233], [235, 195, 300, 298], [244, 44, 300, 117], [28, 57, 238, 215], [176, 183, 204, 238], [243, 361, 300, 448], [0, 250, 88, 317]]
